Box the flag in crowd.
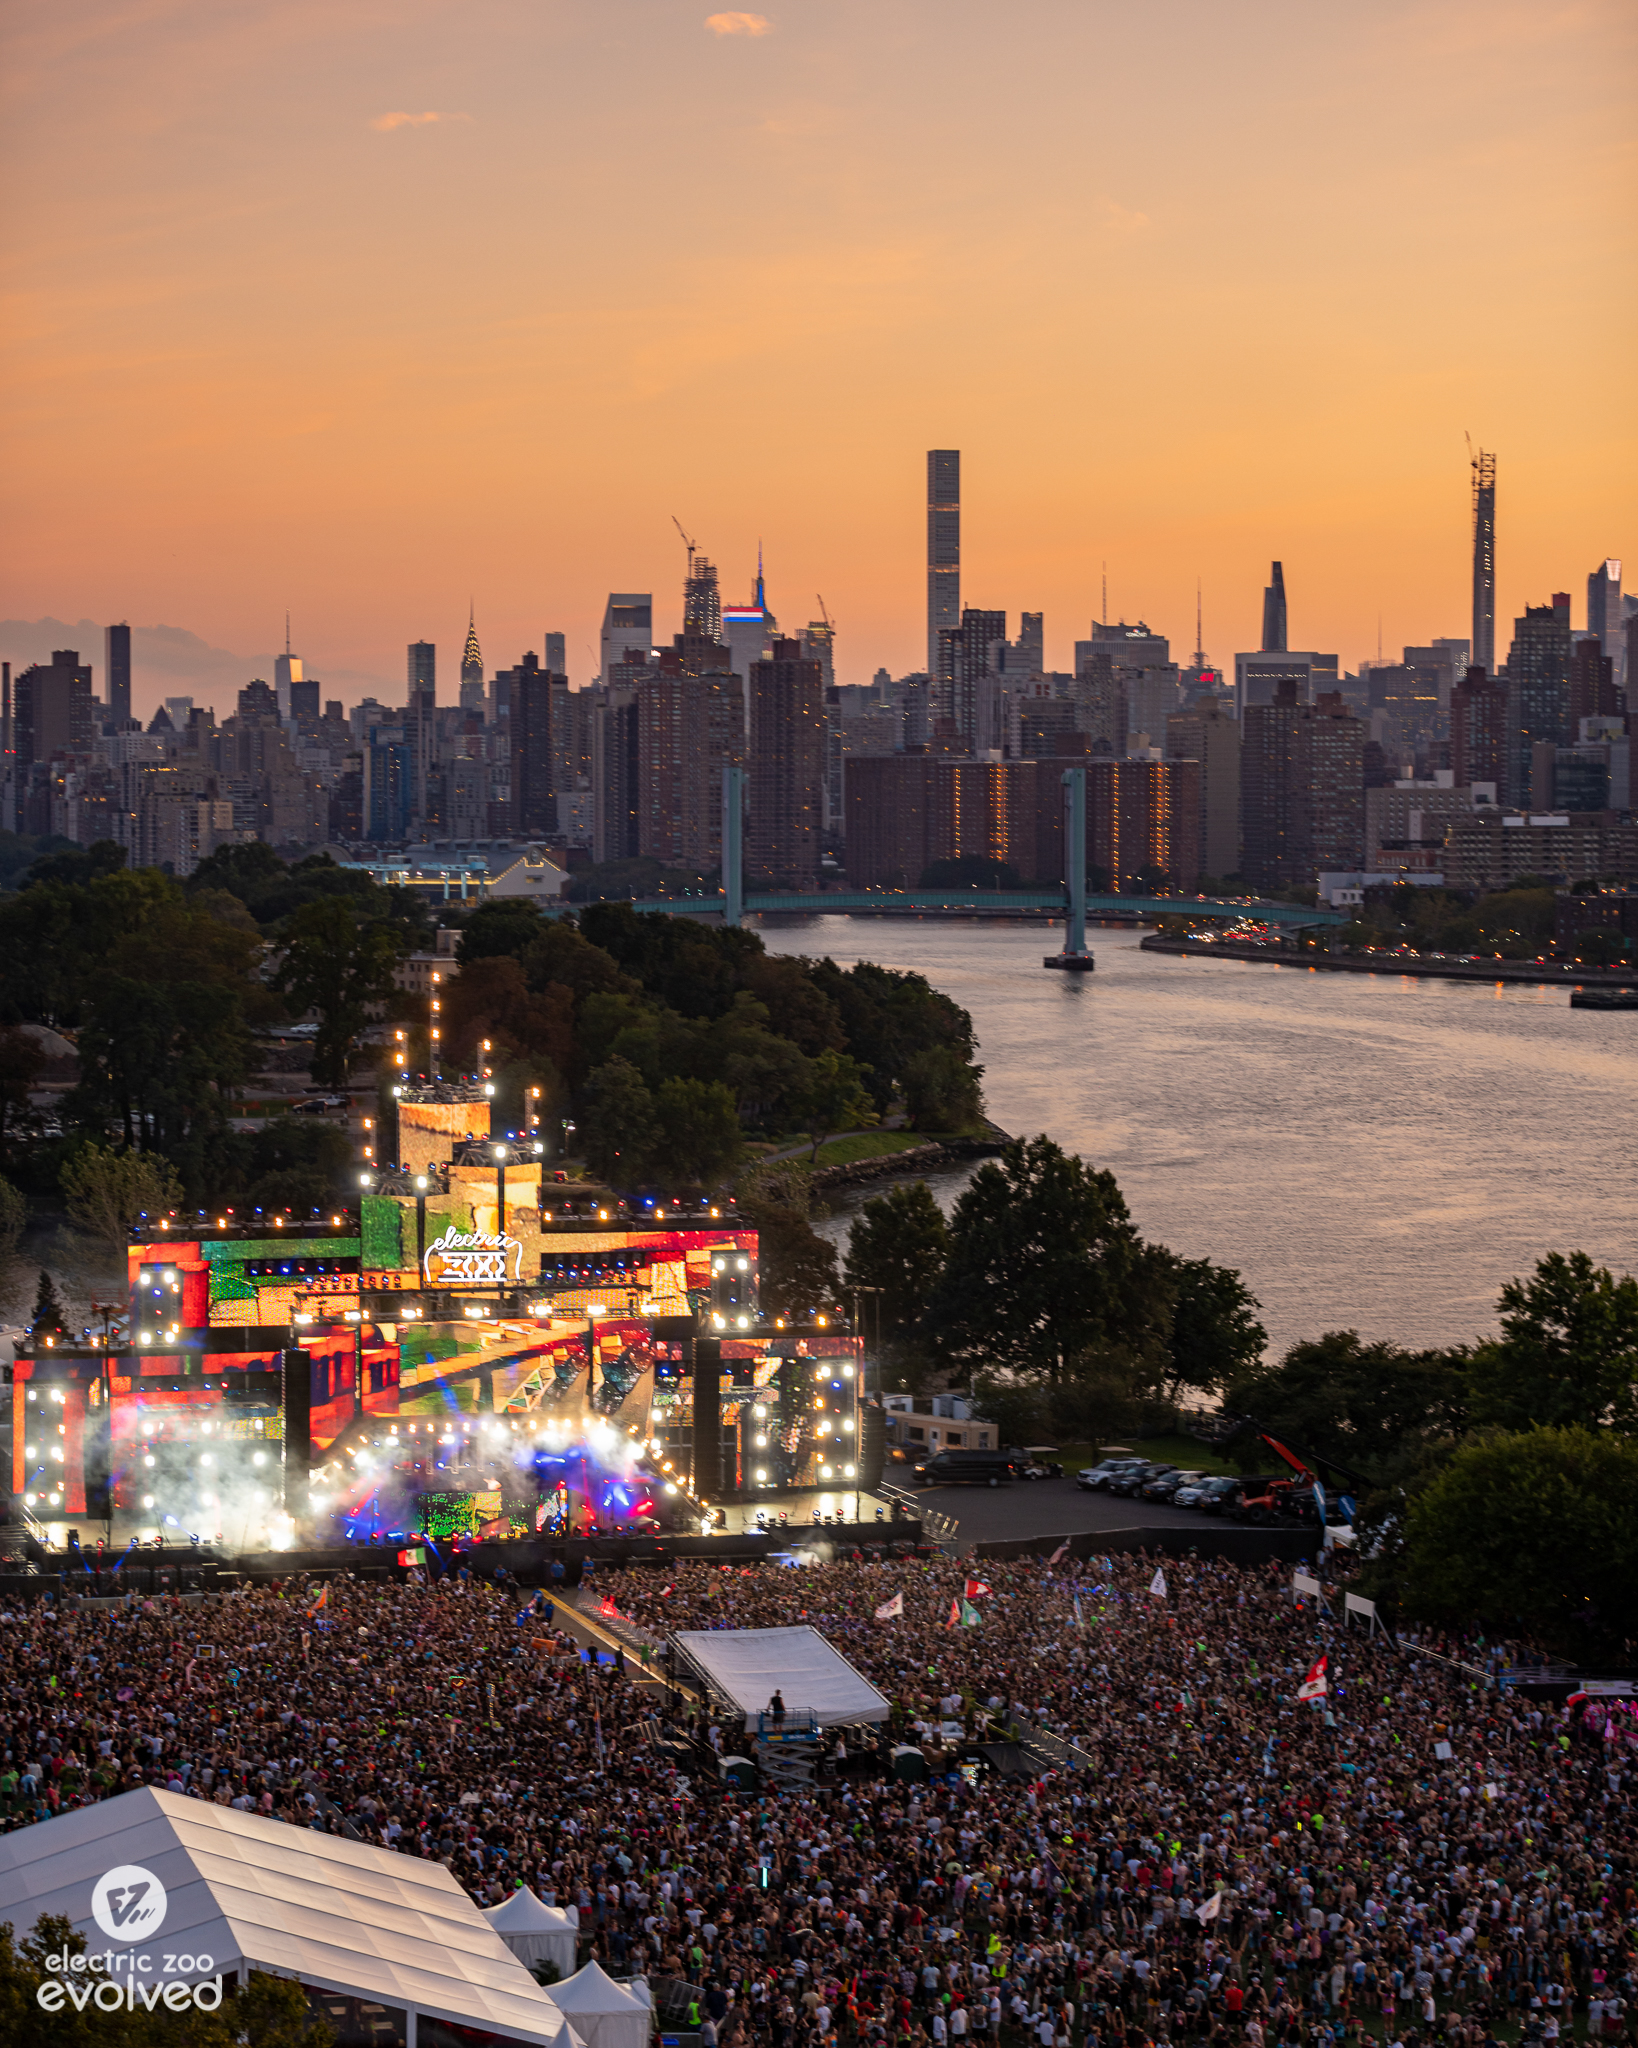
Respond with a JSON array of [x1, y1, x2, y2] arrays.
[[1298, 1653, 1329, 1700], [874, 1591, 904, 1619], [963, 1577, 991, 1599], [1149, 1567, 1168, 1599]]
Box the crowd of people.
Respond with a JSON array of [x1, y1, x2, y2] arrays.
[[0, 1547, 1633, 2048]]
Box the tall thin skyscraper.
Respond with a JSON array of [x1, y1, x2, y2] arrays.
[[927, 451, 960, 679], [544, 631, 567, 679], [460, 609, 486, 715], [600, 593, 653, 685], [274, 617, 302, 721], [408, 641, 435, 696], [1261, 563, 1288, 653], [105, 622, 131, 727], [683, 553, 722, 639], [1588, 557, 1624, 693], [407, 641, 436, 828], [1471, 448, 1497, 674]]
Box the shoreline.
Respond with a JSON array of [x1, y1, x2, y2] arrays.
[[1140, 932, 1638, 992]]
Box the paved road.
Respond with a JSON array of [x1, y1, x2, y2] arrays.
[[910, 1474, 1214, 1544]]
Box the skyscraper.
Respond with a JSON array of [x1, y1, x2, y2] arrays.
[[1504, 594, 1572, 805], [722, 558, 776, 725], [1471, 448, 1497, 674], [460, 610, 486, 716], [927, 450, 960, 679], [937, 608, 1006, 752], [683, 554, 722, 640], [14, 651, 94, 769], [407, 641, 436, 830], [274, 622, 302, 722], [599, 593, 653, 685], [1261, 562, 1288, 653], [748, 638, 824, 889], [544, 631, 567, 679], [1588, 558, 1624, 693], [1240, 682, 1364, 890], [105, 622, 132, 728], [1450, 667, 1507, 794], [506, 653, 558, 839]]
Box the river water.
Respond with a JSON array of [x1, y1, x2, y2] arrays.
[[759, 917, 1638, 1358]]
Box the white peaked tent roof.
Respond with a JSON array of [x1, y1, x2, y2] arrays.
[[673, 1624, 890, 1727], [0, 1788, 577, 2048], [548, 1960, 651, 2048], [484, 1888, 580, 1973]]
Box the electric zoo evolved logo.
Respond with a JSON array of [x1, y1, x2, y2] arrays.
[[36, 1863, 226, 2015]]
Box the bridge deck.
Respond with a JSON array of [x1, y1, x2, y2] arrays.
[[616, 891, 1342, 927]]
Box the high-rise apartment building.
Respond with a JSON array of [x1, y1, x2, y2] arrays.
[[927, 451, 960, 679], [1568, 638, 1619, 732], [289, 677, 320, 726], [1261, 562, 1288, 653], [1450, 667, 1508, 794], [599, 593, 653, 685], [722, 562, 777, 719], [460, 611, 486, 716], [748, 639, 824, 890], [408, 642, 435, 695], [1588, 558, 1625, 694], [15, 651, 95, 769], [1504, 594, 1572, 805], [1241, 682, 1364, 891], [544, 632, 567, 680], [1471, 448, 1497, 674], [105, 623, 132, 728], [938, 607, 1006, 752], [1165, 696, 1241, 880], [503, 654, 558, 839], [592, 674, 642, 863]]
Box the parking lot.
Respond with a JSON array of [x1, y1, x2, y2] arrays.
[[908, 1470, 1220, 1544]]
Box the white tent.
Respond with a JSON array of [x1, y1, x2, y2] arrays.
[[672, 1624, 889, 1729], [484, 1889, 580, 1979], [548, 1960, 651, 2048], [0, 1787, 578, 2048]]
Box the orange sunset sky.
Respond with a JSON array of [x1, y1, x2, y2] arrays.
[[2, 0, 1634, 708]]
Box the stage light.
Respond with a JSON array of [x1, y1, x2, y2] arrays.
[[756, 1469, 768, 1483], [664, 1482, 677, 1494], [843, 1364, 855, 1378], [821, 1466, 833, 1480], [843, 1418, 855, 1432], [144, 1455, 155, 1468], [142, 1495, 154, 1508], [845, 1465, 856, 1478], [199, 1454, 213, 1467]]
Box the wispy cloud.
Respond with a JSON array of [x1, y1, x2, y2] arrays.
[[705, 12, 771, 35], [370, 110, 468, 132]]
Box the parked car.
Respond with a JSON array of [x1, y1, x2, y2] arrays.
[[1110, 1462, 1174, 1497], [1142, 1467, 1205, 1502], [1194, 1475, 1259, 1516], [1076, 1459, 1135, 1492], [1015, 1446, 1064, 1479], [911, 1449, 1017, 1487]]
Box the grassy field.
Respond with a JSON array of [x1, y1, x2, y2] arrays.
[[1049, 1431, 1242, 1476], [808, 1130, 950, 1169]]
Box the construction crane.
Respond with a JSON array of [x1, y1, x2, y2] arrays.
[[816, 594, 833, 631], [671, 516, 697, 583]]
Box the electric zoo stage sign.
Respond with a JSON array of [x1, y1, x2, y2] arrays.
[[421, 1227, 523, 1288], [36, 1863, 226, 2013]]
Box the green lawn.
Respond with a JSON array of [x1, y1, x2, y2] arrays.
[[1051, 1431, 1241, 1476], [808, 1130, 951, 1168]]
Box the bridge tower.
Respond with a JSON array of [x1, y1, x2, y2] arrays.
[[1044, 766, 1096, 971]]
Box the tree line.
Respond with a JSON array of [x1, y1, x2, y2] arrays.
[[821, 1132, 1638, 1657]]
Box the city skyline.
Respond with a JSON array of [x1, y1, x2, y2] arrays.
[[2, 0, 1632, 702]]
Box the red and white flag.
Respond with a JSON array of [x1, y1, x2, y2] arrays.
[[964, 1578, 992, 1600], [945, 1596, 961, 1628], [1297, 1654, 1328, 1701], [875, 1591, 904, 1620]]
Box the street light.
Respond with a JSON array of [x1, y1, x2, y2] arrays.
[[414, 1173, 429, 1272], [492, 1143, 508, 1233]]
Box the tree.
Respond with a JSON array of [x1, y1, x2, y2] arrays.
[[29, 1269, 69, 1342], [649, 1077, 742, 1185], [735, 1163, 842, 1319], [60, 1143, 184, 1256], [843, 1182, 950, 1340], [900, 1044, 984, 1132], [275, 897, 408, 1087], [0, 1176, 23, 1263], [0, 1025, 45, 1166], [789, 1049, 876, 1163], [1467, 1250, 1638, 1434], [1149, 1252, 1266, 1400], [1223, 1329, 1467, 1485], [923, 1135, 1154, 1387], [581, 1056, 658, 1184], [1399, 1426, 1638, 1653]]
